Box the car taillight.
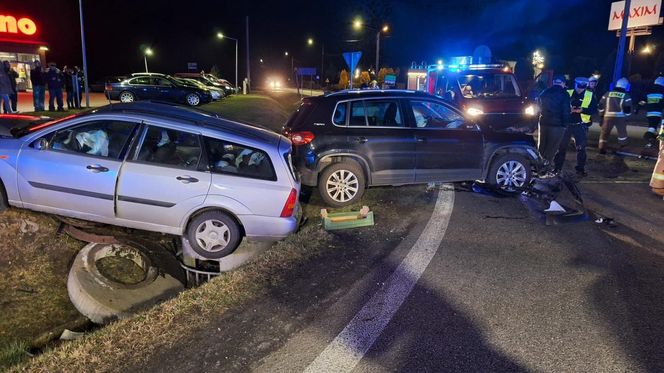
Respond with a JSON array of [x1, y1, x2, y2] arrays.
[[289, 131, 314, 146], [104, 84, 112, 91], [280, 188, 298, 217]]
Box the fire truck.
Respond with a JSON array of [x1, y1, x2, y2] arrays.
[[407, 57, 539, 132]]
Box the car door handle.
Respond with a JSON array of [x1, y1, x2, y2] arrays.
[[355, 136, 368, 144], [176, 176, 199, 183], [86, 164, 109, 173], [416, 137, 427, 143]]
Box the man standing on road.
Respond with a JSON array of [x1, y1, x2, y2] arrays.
[[30, 60, 46, 111], [598, 77, 632, 154], [46, 63, 64, 112], [644, 77, 664, 149], [554, 77, 597, 176], [0, 65, 13, 114], [4, 61, 19, 113], [537, 75, 571, 172]]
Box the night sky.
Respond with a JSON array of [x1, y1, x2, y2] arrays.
[[4, 0, 664, 85]]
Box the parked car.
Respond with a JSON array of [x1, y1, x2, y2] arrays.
[[105, 73, 213, 107], [174, 73, 236, 96], [0, 102, 300, 259], [283, 90, 540, 207], [175, 77, 224, 101], [90, 76, 126, 93]]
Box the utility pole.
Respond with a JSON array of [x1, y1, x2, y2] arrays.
[[78, 0, 90, 107], [612, 0, 631, 84], [245, 16, 250, 92], [321, 43, 325, 86], [375, 30, 380, 73]]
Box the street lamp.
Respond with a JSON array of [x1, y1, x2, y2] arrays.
[[641, 44, 654, 54], [217, 32, 238, 90], [144, 47, 153, 73], [307, 38, 314, 46], [353, 18, 390, 72]]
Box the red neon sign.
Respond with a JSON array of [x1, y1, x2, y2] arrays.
[[0, 14, 37, 36]]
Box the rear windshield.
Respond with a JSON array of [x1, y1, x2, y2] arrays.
[[284, 101, 314, 130]]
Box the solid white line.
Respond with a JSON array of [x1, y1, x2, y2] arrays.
[[303, 185, 455, 373]]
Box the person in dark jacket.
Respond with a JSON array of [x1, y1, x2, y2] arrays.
[[30, 60, 46, 111], [46, 63, 64, 111], [644, 76, 664, 148], [537, 75, 571, 171], [63, 66, 75, 109], [3, 61, 18, 113], [598, 77, 632, 153], [554, 77, 597, 176], [0, 65, 13, 114]]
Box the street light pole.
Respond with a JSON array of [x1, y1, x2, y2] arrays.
[[217, 33, 239, 89], [144, 54, 148, 73], [375, 31, 380, 72], [78, 0, 90, 107]]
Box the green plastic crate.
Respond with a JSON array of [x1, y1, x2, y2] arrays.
[[323, 211, 375, 231]]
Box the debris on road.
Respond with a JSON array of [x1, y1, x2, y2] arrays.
[[19, 220, 38, 234], [321, 206, 374, 230], [59, 329, 84, 341]]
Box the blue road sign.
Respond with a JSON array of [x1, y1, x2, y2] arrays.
[[343, 51, 362, 88]]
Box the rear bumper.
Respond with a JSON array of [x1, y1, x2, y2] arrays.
[[239, 207, 300, 241]]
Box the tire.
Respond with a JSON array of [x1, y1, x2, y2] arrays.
[[67, 239, 186, 324], [185, 93, 201, 106], [186, 211, 242, 259], [0, 180, 8, 212], [487, 153, 532, 192], [119, 91, 135, 103], [318, 162, 366, 207]]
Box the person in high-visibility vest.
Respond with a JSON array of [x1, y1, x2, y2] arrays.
[[554, 77, 597, 176], [644, 76, 664, 148], [598, 77, 632, 154], [651, 122, 664, 196]]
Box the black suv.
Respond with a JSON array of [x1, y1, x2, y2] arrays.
[[283, 90, 540, 207]]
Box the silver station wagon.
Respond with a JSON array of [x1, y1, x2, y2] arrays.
[[0, 103, 300, 259]]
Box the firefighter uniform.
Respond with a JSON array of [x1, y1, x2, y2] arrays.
[[644, 77, 664, 147], [598, 78, 632, 153], [651, 123, 664, 196]]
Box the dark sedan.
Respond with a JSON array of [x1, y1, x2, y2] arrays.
[[105, 73, 213, 106]]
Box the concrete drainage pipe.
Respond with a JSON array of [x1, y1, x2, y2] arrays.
[[67, 239, 186, 324]]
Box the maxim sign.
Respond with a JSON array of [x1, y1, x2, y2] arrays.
[[0, 14, 38, 36]]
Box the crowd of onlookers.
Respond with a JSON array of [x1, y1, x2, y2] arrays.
[[0, 60, 85, 113]]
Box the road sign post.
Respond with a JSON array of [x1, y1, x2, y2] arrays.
[[343, 51, 362, 89]]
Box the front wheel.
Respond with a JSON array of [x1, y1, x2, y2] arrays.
[[185, 93, 201, 106], [318, 162, 366, 207], [487, 154, 531, 192], [119, 91, 135, 103]]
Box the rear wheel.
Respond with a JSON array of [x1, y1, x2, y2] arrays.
[[487, 153, 531, 192], [185, 93, 201, 106], [318, 162, 366, 207], [119, 91, 135, 103], [186, 211, 242, 259]]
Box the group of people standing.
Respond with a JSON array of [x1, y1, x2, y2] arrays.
[[537, 74, 664, 197], [30, 61, 84, 112], [0, 60, 84, 114]]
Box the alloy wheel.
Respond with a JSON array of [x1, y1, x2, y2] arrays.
[[495, 160, 527, 191], [119, 92, 134, 103], [187, 94, 200, 106], [326, 169, 359, 203]]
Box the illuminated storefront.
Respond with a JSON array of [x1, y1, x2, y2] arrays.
[[0, 13, 48, 91]]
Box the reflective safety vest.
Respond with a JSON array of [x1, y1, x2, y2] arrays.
[[568, 89, 593, 123]]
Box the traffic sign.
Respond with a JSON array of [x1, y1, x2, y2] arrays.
[[343, 51, 362, 88]]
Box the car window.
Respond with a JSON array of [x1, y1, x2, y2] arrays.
[[203, 137, 276, 181], [410, 100, 464, 129], [129, 77, 150, 85], [50, 120, 137, 159], [364, 100, 403, 127], [153, 78, 173, 87], [333, 102, 347, 126], [136, 126, 202, 170], [349, 100, 367, 127]]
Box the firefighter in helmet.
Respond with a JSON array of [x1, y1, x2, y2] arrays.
[[598, 77, 632, 154], [644, 76, 664, 148]]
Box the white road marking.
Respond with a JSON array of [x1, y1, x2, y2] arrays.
[[304, 185, 455, 373]]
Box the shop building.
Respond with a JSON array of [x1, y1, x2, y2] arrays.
[[0, 13, 48, 91]]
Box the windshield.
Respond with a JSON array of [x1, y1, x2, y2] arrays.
[[8, 113, 83, 138], [457, 73, 520, 98]]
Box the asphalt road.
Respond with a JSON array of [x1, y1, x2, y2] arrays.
[[135, 149, 664, 372]]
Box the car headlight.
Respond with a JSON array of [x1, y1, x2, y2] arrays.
[[466, 107, 484, 116], [524, 105, 537, 116]]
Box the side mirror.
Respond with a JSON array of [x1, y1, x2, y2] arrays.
[[34, 138, 49, 150]]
